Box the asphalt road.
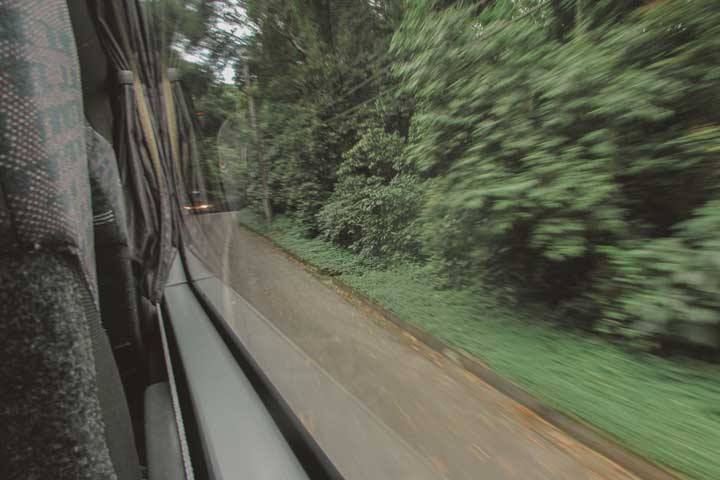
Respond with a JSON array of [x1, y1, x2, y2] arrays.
[[194, 212, 636, 480]]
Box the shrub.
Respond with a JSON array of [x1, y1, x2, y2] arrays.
[[317, 126, 424, 262]]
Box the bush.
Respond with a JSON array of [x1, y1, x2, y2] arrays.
[[317, 126, 424, 262], [599, 201, 720, 347]]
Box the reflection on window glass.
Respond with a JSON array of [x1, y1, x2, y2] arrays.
[[145, 1, 720, 479]]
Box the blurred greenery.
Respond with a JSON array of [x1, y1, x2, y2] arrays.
[[238, 208, 720, 480], [391, 0, 720, 345], [209, 0, 720, 349]]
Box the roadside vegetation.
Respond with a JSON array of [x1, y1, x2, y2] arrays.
[[181, 0, 720, 478]]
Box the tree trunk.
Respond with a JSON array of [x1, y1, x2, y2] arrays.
[[243, 62, 273, 225]]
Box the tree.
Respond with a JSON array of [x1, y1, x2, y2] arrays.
[[237, 0, 404, 230], [392, 0, 720, 345], [243, 61, 273, 224]]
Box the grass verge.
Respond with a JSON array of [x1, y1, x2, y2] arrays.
[[237, 209, 720, 480]]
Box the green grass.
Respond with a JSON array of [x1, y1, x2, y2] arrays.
[[237, 209, 720, 480]]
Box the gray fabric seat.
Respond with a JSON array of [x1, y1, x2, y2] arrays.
[[0, 254, 117, 480], [0, 1, 141, 478]]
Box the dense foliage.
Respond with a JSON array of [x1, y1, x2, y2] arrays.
[[192, 0, 720, 349], [392, 0, 720, 347], [238, 0, 404, 228], [317, 120, 422, 261]]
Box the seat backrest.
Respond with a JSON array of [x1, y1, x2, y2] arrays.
[[0, 1, 140, 478]]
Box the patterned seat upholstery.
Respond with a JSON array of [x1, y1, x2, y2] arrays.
[[0, 1, 140, 478]]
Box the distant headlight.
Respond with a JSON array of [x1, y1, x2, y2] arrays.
[[183, 203, 212, 212]]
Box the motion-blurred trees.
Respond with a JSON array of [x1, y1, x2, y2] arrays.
[[178, 0, 720, 349], [392, 0, 720, 346]]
